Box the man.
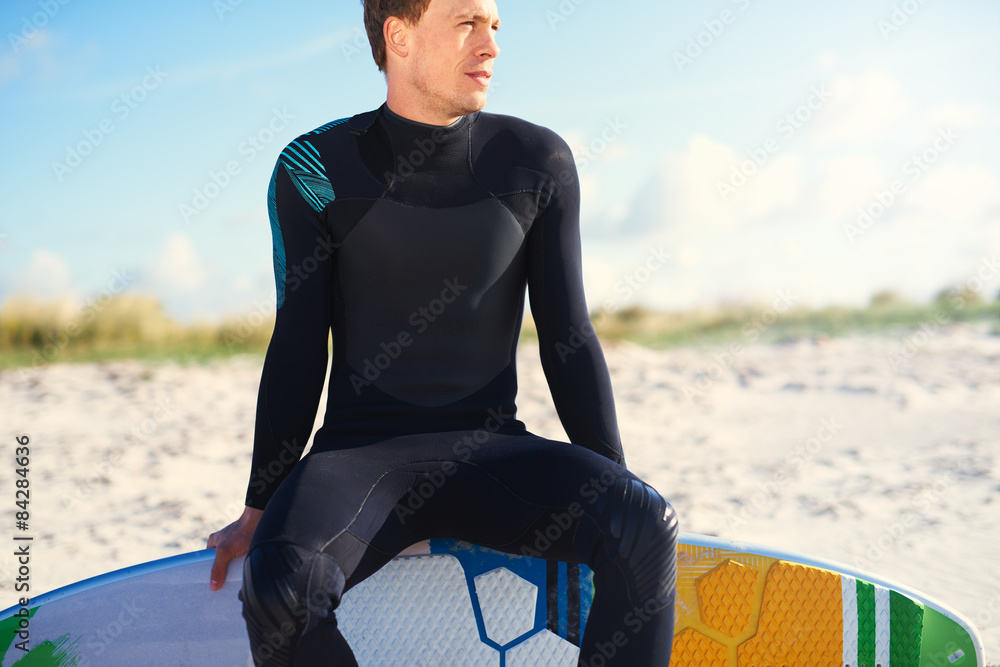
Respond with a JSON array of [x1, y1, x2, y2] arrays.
[[207, 0, 678, 664]]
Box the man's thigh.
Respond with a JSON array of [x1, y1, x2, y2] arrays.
[[365, 431, 634, 564], [249, 431, 634, 586]]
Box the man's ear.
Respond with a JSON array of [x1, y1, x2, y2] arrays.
[[384, 16, 410, 62]]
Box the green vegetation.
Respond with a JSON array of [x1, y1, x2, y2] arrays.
[[0, 288, 996, 369], [522, 288, 998, 348], [0, 295, 272, 370]]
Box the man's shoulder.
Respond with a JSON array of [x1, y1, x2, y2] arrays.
[[475, 110, 570, 151], [275, 109, 378, 174], [285, 114, 355, 148], [473, 110, 574, 176]]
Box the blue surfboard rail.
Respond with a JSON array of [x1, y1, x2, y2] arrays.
[[0, 548, 217, 620]]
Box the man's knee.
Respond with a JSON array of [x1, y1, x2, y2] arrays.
[[239, 541, 346, 666], [598, 477, 678, 602], [600, 477, 677, 550]]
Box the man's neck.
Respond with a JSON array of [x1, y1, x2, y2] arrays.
[[385, 89, 463, 127]]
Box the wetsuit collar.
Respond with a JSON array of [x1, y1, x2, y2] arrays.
[[379, 102, 475, 139]]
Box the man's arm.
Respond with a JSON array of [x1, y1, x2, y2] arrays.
[[525, 131, 626, 467], [244, 154, 334, 509], [208, 149, 334, 589]]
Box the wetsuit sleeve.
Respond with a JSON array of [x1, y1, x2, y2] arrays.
[[525, 133, 626, 467], [244, 157, 333, 509]]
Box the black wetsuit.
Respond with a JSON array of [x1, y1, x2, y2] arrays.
[[239, 102, 678, 666]]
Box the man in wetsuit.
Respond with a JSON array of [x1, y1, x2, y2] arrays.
[[207, 0, 678, 664]]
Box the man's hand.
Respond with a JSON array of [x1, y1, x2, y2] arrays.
[[207, 506, 264, 590]]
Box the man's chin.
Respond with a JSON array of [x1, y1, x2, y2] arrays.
[[452, 91, 488, 116]]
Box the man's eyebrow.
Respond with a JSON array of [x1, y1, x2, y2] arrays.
[[453, 12, 501, 26]]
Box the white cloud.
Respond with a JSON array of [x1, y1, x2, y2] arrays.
[[923, 103, 987, 132], [587, 123, 999, 311], [8, 249, 73, 299], [0, 29, 53, 87], [811, 71, 911, 147], [149, 233, 207, 293], [616, 134, 803, 239], [820, 153, 887, 219], [907, 165, 999, 222], [578, 172, 601, 214], [581, 256, 619, 308], [744, 154, 803, 220]]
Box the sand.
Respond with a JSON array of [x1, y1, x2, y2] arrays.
[[2, 322, 998, 661]]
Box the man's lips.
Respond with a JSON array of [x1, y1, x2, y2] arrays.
[[466, 71, 491, 86]]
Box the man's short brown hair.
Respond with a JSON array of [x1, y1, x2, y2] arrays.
[[362, 0, 433, 72]]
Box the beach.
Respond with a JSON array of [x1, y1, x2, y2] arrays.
[[2, 323, 998, 662]]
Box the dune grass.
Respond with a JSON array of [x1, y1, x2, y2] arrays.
[[0, 294, 272, 370], [0, 289, 996, 370]]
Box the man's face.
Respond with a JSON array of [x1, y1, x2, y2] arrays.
[[404, 0, 501, 120]]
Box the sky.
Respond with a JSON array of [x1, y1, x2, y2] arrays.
[[1, 0, 998, 321]]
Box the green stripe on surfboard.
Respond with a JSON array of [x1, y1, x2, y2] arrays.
[[858, 579, 876, 667], [890, 590, 924, 665]]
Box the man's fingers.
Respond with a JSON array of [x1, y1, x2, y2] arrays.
[[210, 548, 230, 591]]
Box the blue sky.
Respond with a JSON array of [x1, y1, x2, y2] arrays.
[[1, 0, 998, 321]]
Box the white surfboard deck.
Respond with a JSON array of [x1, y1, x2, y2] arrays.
[[0, 533, 985, 666]]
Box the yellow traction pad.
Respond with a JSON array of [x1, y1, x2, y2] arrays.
[[673, 544, 842, 667]]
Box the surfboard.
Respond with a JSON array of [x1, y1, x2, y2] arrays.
[[0, 533, 984, 666]]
